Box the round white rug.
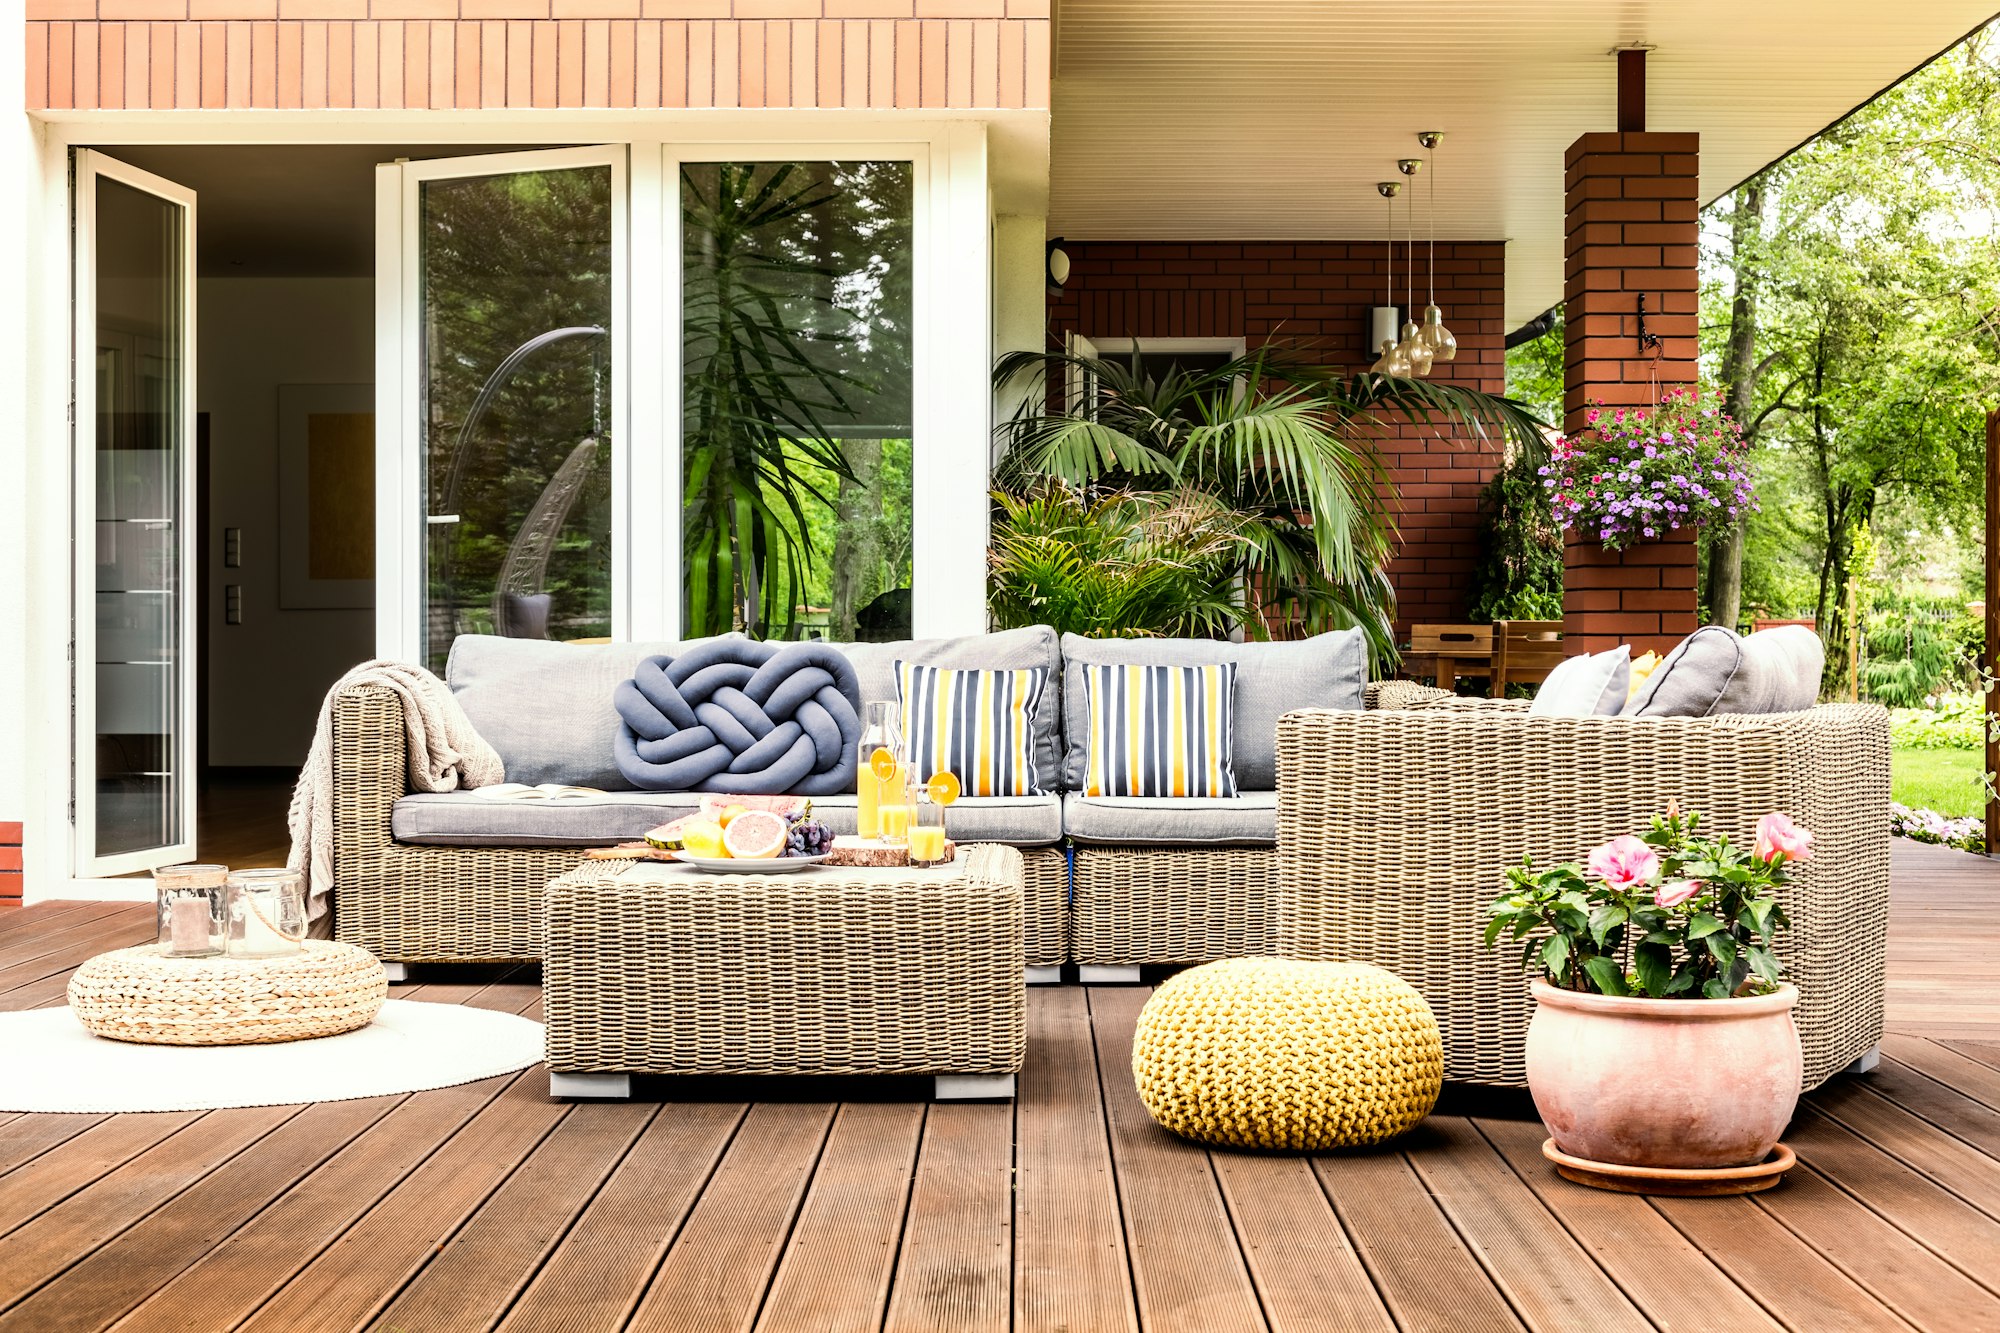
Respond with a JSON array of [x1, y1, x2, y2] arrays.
[[0, 1001, 546, 1113]]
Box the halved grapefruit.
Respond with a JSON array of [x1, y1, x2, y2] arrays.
[[720, 809, 788, 860]]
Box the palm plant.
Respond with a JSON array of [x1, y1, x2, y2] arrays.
[[993, 343, 1549, 662], [988, 481, 1252, 637]]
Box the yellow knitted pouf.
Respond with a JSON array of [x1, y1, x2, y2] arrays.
[[1132, 957, 1443, 1150]]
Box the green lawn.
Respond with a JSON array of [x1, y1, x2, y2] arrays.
[[1891, 747, 1988, 817]]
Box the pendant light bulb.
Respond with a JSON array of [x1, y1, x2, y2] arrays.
[[1395, 159, 1431, 375], [1417, 131, 1457, 361], [1371, 181, 1403, 375]]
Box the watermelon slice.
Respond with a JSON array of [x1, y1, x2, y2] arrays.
[[697, 793, 810, 822], [643, 813, 704, 851]]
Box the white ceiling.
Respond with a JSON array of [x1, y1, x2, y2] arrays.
[[1049, 1, 2000, 327]]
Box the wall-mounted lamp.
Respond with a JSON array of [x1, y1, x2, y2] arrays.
[[1046, 237, 1071, 295]]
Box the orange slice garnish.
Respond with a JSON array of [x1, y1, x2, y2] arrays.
[[927, 772, 961, 807], [869, 747, 900, 783]]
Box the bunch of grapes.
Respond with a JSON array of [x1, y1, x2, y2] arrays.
[[785, 818, 833, 858]]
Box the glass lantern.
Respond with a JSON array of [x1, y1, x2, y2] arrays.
[[226, 868, 309, 959], [155, 863, 228, 958]]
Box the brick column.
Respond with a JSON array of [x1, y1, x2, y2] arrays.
[[0, 821, 20, 906], [1561, 131, 1701, 658]]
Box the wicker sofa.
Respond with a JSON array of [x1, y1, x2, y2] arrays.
[[1274, 692, 1892, 1091]]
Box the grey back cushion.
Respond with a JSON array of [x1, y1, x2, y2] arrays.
[[828, 625, 1064, 793], [1623, 625, 1825, 717], [449, 626, 1064, 792], [448, 635, 733, 788], [1060, 629, 1366, 791]]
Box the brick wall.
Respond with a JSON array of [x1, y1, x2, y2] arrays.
[[1045, 239, 1507, 630], [1561, 131, 1700, 658], [25, 0, 1050, 110], [1, 822, 20, 907]]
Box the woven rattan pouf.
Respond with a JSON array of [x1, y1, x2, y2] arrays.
[[1132, 957, 1443, 1150], [67, 941, 389, 1046]]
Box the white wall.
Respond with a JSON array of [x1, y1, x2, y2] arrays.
[[199, 277, 375, 767], [991, 213, 1048, 437], [0, 11, 31, 847]]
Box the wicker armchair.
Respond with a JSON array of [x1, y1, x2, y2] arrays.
[[329, 683, 1072, 967], [1274, 695, 1891, 1091]]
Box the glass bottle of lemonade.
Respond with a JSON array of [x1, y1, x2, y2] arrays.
[[856, 701, 899, 840]]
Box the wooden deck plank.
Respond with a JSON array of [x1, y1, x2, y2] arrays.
[[1311, 1150, 1524, 1333], [0, 911, 150, 975], [1789, 1109, 2000, 1292], [1650, 1186, 1916, 1330], [1474, 1117, 1782, 1331], [755, 1102, 926, 1333], [1947, 1039, 2000, 1074], [1845, 1057, 2000, 1164], [108, 1076, 519, 1333], [0, 1104, 302, 1316], [365, 1101, 658, 1333], [1749, 1160, 2000, 1330], [235, 1073, 568, 1333], [0, 903, 125, 943], [1882, 1035, 2000, 1113], [0, 1097, 396, 1333], [0, 914, 157, 999], [0, 1115, 201, 1237], [1400, 1118, 1653, 1333], [883, 1103, 1013, 1333], [1804, 1088, 2000, 1218], [1210, 1153, 1394, 1332], [495, 1102, 748, 1333], [1086, 986, 1265, 1333], [1015, 986, 1138, 1333], [0, 1116, 110, 1180], [624, 1101, 837, 1333]]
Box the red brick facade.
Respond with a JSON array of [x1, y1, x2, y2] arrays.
[[1045, 239, 1507, 630], [1, 822, 21, 906], [1561, 131, 1701, 658]]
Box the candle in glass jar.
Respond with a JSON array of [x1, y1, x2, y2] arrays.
[[169, 897, 210, 953]]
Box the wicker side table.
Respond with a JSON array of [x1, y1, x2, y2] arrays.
[[67, 941, 388, 1046], [542, 843, 1026, 1101]]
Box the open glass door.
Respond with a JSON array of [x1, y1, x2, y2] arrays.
[[73, 150, 198, 878], [382, 147, 626, 672]]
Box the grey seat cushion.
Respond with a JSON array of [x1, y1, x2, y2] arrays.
[[1059, 630, 1365, 791], [1623, 625, 1824, 717], [829, 625, 1063, 793], [1063, 791, 1277, 847], [392, 791, 1063, 848]]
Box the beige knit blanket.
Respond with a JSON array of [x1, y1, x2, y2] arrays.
[[288, 660, 505, 929]]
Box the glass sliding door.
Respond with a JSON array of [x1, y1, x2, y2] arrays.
[[73, 150, 197, 877], [679, 160, 915, 641], [397, 148, 624, 673]]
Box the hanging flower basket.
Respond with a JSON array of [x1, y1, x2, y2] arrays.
[[1542, 386, 1756, 551]]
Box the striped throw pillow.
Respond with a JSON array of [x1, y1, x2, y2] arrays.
[[1082, 662, 1237, 798], [894, 661, 1049, 797]]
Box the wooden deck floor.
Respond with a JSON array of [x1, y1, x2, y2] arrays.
[[1, 842, 1996, 1332]]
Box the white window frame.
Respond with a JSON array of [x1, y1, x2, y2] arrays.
[[71, 149, 200, 881], [376, 145, 631, 664]]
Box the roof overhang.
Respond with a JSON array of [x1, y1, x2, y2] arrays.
[[1049, 2, 1999, 328]]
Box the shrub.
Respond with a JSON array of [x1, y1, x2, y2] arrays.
[[1890, 803, 1987, 854], [1467, 450, 1564, 623], [1888, 695, 1987, 750]]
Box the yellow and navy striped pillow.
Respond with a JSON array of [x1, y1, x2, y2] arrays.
[[1082, 662, 1237, 798], [894, 661, 1049, 797]]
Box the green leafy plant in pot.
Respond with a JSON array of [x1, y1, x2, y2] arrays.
[[1483, 805, 1813, 1185]]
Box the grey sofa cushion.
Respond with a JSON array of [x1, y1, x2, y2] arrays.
[[1624, 625, 1824, 718], [1063, 791, 1276, 847], [829, 625, 1063, 792], [392, 791, 1062, 848], [448, 635, 729, 788], [1060, 630, 1365, 791]]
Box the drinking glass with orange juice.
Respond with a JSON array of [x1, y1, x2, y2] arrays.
[[908, 771, 959, 866]]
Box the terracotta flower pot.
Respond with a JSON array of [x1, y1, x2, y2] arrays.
[[1526, 979, 1801, 1170]]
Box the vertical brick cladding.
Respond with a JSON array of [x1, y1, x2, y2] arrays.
[[0, 822, 20, 907], [1046, 239, 1507, 630], [1562, 131, 1701, 658], [24, 1, 1051, 111]]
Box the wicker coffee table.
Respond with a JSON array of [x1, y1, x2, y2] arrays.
[[67, 941, 388, 1046], [542, 843, 1027, 1101]]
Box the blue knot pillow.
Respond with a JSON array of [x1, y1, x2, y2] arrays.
[[612, 640, 863, 795]]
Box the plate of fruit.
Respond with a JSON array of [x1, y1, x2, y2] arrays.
[[643, 800, 836, 873]]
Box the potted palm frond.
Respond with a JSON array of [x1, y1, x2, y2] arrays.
[[992, 343, 1547, 663]]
